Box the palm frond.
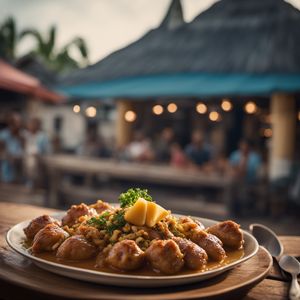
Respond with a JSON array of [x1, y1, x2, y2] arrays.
[[46, 25, 56, 58], [65, 37, 89, 60], [0, 16, 17, 59], [19, 29, 47, 57]]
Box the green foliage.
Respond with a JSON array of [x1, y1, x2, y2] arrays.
[[119, 188, 153, 208], [0, 16, 17, 60], [0, 16, 89, 72], [19, 25, 89, 72]]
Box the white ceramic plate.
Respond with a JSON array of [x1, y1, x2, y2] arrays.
[[6, 212, 259, 287]]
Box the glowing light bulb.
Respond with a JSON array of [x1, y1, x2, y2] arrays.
[[221, 99, 232, 112], [124, 110, 136, 122], [209, 111, 221, 122], [167, 103, 177, 113], [196, 102, 207, 114], [73, 104, 80, 113], [85, 106, 97, 118], [244, 101, 257, 114], [153, 104, 164, 115]]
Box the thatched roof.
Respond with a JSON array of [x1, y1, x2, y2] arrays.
[[59, 0, 300, 98], [62, 0, 300, 85]]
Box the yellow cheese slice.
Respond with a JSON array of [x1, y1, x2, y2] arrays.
[[124, 198, 147, 226], [145, 202, 169, 227]]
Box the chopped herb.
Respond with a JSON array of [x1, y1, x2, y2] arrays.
[[87, 210, 126, 235], [119, 188, 153, 208], [107, 210, 126, 234], [87, 211, 109, 229], [172, 228, 185, 238]]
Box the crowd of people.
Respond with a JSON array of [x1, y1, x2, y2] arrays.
[[0, 112, 49, 186], [0, 112, 263, 192], [120, 128, 262, 184]]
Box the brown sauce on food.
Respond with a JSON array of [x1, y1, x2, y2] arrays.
[[34, 248, 244, 276]]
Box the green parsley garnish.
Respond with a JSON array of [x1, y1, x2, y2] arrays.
[[87, 210, 126, 234], [118, 188, 153, 208], [107, 210, 126, 234], [87, 211, 109, 229]]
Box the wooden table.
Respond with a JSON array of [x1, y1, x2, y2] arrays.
[[0, 202, 299, 299], [42, 155, 231, 208]]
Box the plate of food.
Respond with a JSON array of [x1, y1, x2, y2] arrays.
[[6, 188, 258, 287]]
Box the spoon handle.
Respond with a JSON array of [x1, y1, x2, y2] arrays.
[[289, 274, 300, 300]]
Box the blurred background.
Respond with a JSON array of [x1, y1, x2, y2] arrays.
[[1, 0, 300, 234]]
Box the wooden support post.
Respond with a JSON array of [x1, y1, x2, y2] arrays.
[[269, 93, 296, 181], [116, 100, 133, 148]]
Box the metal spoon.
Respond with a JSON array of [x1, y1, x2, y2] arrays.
[[279, 255, 300, 300], [249, 224, 285, 278], [249, 223, 284, 258]]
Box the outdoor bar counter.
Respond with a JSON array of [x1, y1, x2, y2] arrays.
[[1, 202, 299, 300]]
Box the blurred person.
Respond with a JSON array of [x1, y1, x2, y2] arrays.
[[229, 139, 261, 183], [213, 152, 230, 175], [184, 130, 212, 168], [228, 139, 262, 216], [0, 112, 24, 183], [155, 127, 175, 163], [77, 130, 111, 158], [24, 118, 49, 188], [170, 142, 189, 168], [125, 131, 154, 162]]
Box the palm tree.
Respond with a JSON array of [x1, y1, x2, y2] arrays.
[[20, 25, 89, 72], [0, 17, 17, 60]]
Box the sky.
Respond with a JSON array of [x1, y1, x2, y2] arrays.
[[1, 0, 300, 64]]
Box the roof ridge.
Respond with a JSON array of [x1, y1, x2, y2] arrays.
[[160, 0, 184, 30]]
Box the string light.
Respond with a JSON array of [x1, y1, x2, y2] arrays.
[[73, 104, 80, 113], [85, 106, 97, 118], [153, 104, 164, 115], [221, 99, 233, 112], [209, 111, 221, 122], [124, 110, 136, 122], [244, 101, 257, 114], [196, 102, 207, 114], [167, 103, 177, 113]]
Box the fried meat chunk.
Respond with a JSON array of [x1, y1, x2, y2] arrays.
[[62, 203, 97, 227], [105, 240, 144, 271], [207, 220, 244, 249], [172, 237, 208, 270], [32, 223, 68, 253], [24, 215, 59, 240], [56, 235, 96, 260], [145, 240, 184, 274]]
